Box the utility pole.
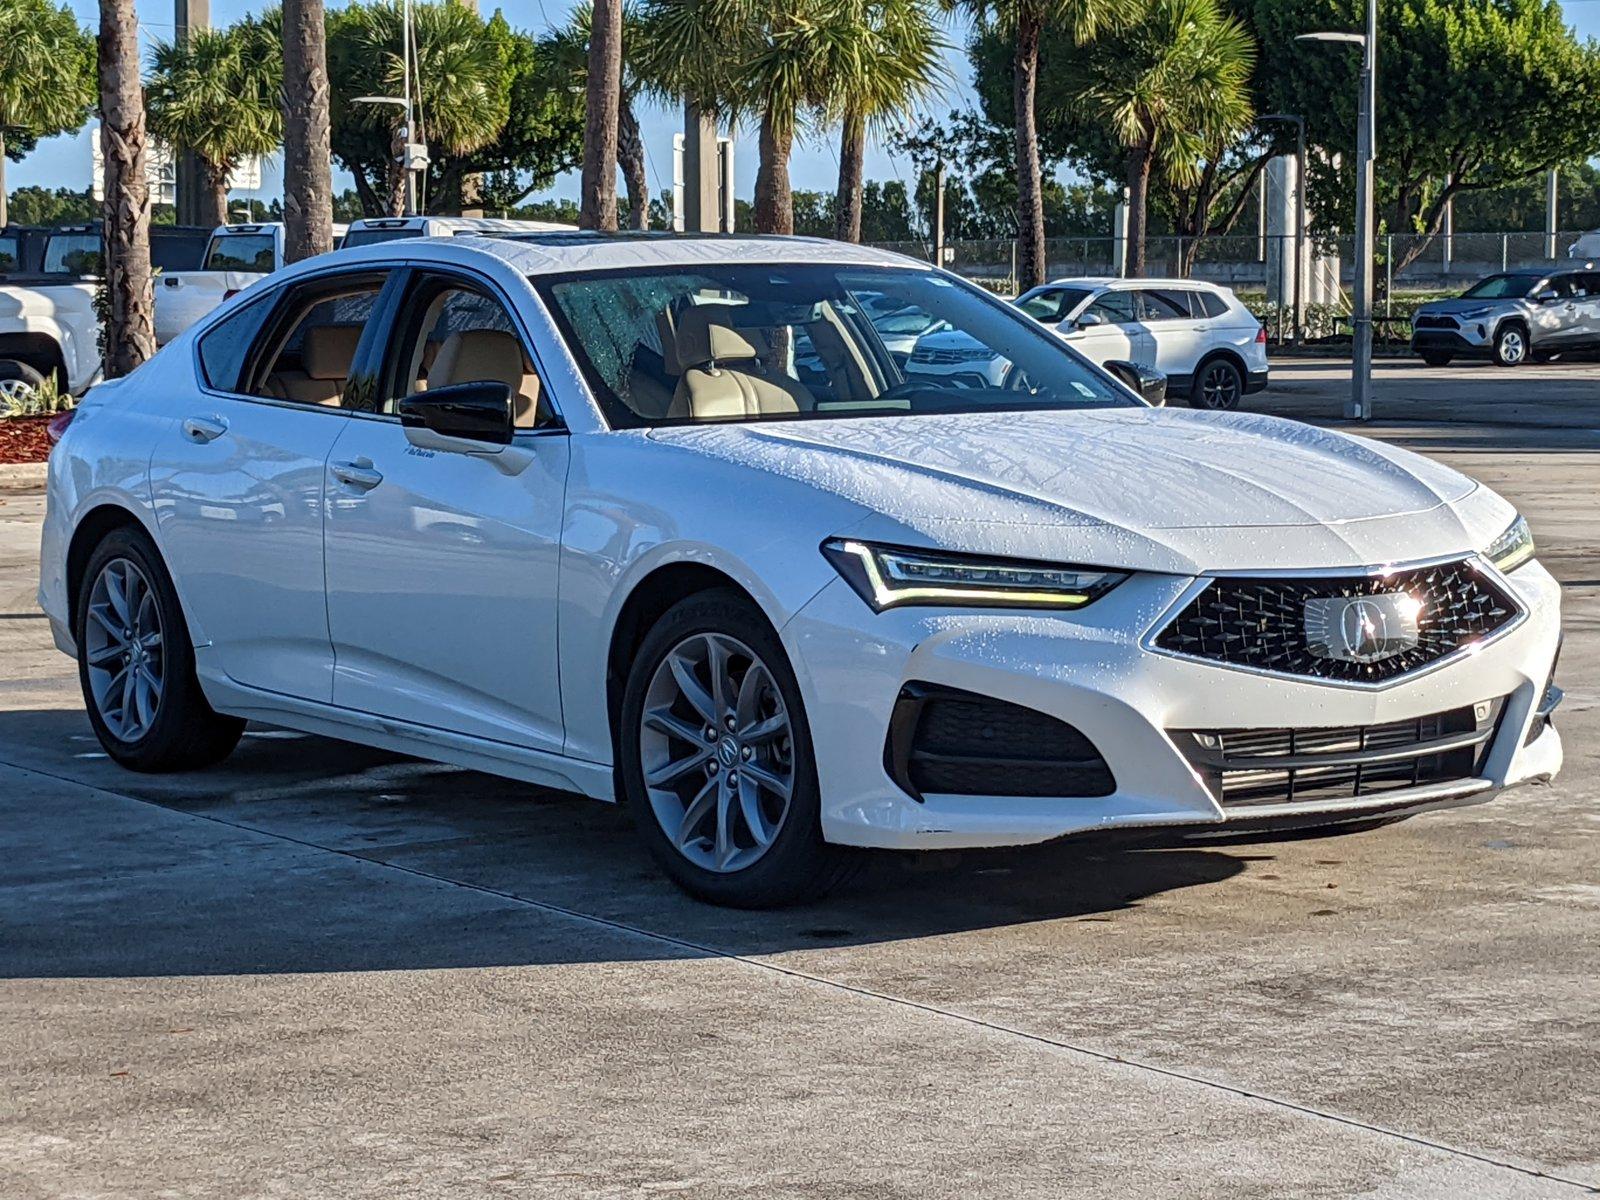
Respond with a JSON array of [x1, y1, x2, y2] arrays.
[[1546, 168, 1559, 259], [174, 0, 210, 226], [932, 160, 946, 270], [682, 102, 718, 233]]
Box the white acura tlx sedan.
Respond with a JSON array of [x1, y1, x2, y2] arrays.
[[39, 234, 1563, 906]]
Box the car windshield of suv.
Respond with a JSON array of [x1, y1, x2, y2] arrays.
[[204, 235, 275, 271], [1016, 287, 1092, 323], [1461, 273, 1543, 300], [538, 264, 1134, 427]]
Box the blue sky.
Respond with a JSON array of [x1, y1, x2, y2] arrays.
[[12, 0, 1600, 210]]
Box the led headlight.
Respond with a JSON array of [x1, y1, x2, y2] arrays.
[[822, 539, 1127, 611], [1483, 514, 1535, 574]]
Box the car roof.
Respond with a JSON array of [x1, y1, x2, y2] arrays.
[[1039, 276, 1231, 293], [317, 231, 927, 277]]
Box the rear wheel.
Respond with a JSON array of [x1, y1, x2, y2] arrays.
[[618, 589, 854, 907], [74, 527, 244, 771], [1492, 323, 1529, 366], [1419, 351, 1453, 368], [1189, 357, 1243, 410]]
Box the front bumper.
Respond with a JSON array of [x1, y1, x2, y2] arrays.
[[783, 559, 1563, 850]]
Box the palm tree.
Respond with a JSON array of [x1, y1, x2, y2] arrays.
[[147, 23, 284, 231], [944, 0, 1128, 289], [580, 0, 623, 230], [1075, 0, 1254, 276], [0, 0, 95, 228], [97, 0, 154, 376], [830, 0, 946, 243], [336, 1, 511, 217], [282, 0, 336, 261], [550, 5, 651, 230]]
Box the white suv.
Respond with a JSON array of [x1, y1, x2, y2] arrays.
[[1016, 278, 1268, 409]]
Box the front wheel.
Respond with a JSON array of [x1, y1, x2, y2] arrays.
[[1492, 323, 1529, 367], [618, 590, 854, 907], [1189, 358, 1243, 410], [74, 527, 244, 771]]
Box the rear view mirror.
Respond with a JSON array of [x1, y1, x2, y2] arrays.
[[399, 381, 514, 447], [1105, 359, 1168, 406]]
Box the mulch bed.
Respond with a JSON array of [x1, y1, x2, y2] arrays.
[[0, 416, 53, 464]]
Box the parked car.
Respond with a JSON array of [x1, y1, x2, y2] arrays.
[[342, 215, 577, 249], [1567, 230, 1600, 259], [0, 222, 213, 401], [39, 235, 1562, 906], [1410, 266, 1600, 366], [1014, 277, 1268, 409], [156, 222, 350, 346]]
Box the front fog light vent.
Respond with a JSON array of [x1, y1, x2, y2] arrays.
[[884, 684, 1115, 801]]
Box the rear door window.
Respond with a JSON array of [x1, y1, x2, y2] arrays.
[[1137, 290, 1193, 321]]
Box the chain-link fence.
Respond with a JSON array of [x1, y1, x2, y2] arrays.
[[868, 230, 1592, 301]]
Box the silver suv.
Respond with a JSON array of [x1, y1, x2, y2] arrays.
[[1411, 266, 1600, 367]]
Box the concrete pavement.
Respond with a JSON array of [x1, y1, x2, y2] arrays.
[[1, 397, 1597, 1196]]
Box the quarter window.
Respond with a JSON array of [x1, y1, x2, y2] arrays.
[[197, 292, 275, 392], [1197, 291, 1229, 319]]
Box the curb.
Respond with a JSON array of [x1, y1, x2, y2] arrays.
[[0, 462, 49, 488]]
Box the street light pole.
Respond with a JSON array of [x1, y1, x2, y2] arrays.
[[1297, 0, 1378, 421]]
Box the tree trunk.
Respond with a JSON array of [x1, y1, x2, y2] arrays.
[[1124, 138, 1152, 278], [204, 159, 231, 229], [281, 0, 335, 262], [579, 0, 621, 231], [753, 111, 794, 235], [834, 109, 866, 243], [387, 124, 407, 217], [98, 0, 154, 377], [1013, 7, 1046, 291], [617, 95, 649, 231], [351, 168, 384, 219], [0, 134, 8, 229]]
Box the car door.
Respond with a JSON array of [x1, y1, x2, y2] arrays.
[[321, 268, 570, 754], [1060, 289, 1153, 366], [149, 269, 390, 701], [1529, 273, 1582, 350], [1574, 273, 1600, 348], [1135, 288, 1205, 381]]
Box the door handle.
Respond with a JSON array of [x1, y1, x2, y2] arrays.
[[331, 458, 384, 491], [181, 416, 228, 443]]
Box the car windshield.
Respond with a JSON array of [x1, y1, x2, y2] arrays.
[[537, 264, 1135, 427], [1462, 273, 1542, 299], [1017, 287, 1092, 322], [205, 234, 275, 271]]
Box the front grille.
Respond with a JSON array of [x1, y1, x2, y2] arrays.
[[1153, 560, 1519, 684], [908, 345, 995, 365], [1176, 698, 1504, 809], [1413, 314, 1459, 330], [885, 684, 1115, 800]]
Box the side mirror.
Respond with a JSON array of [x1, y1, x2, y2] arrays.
[[399, 380, 514, 448], [1106, 359, 1168, 406], [1075, 311, 1107, 328], [1533, 288, 1560, 304]]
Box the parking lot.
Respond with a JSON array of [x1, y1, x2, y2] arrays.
[[2, 358, 1597, 1198]]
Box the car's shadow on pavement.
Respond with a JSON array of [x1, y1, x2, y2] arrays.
[[1, 708, 1254, 978]]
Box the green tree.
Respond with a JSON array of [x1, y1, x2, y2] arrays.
[[1251, 0, 1600, 274], [1072, 0, 1254, 276], [0, 0, 95, 227], [830, 0, 946, 242], [940, 0, 1129, 288], [4, 186, 98, 226], [147, 21, 283, 230], [329, 1, 511, 216]]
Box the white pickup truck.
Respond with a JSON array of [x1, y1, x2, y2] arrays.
[[0, 222, 343, 404]]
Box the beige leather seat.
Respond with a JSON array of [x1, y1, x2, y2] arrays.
[[266, 324, 360, 405], [426, 329, 543, 427], [669, 307, 815, 419]]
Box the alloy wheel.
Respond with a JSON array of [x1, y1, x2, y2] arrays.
[[638, 632, 795, 874], [0, 376, 37, 417], [1499, 329, 1526, 364], [82, 557, 166, 743], [1199, 362, 1240, 409]]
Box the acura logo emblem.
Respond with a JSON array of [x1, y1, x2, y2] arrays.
[[1304, 593, 1422, 664]]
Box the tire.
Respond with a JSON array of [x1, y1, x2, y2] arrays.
[[1188, 357, 1243, 410], [0, 359, 47, 417], [73, 526, 244, 772], [1491, 323, 1529, 367], [618, 589, 855, 907], [1419, 351, 1453, 368]]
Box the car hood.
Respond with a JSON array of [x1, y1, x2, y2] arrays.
[[648, 408, 1504, 575], [1418, 297, 1522, 314]]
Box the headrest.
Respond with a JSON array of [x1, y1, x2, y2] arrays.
[[674, 306, 759, 371], [303, 324, 362, 380], [428, 329, 525, 390]]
